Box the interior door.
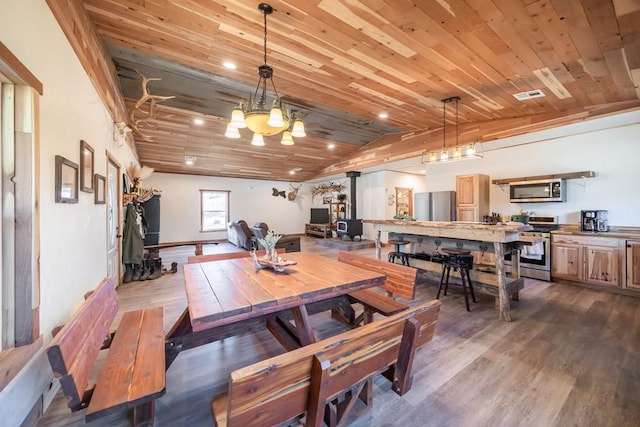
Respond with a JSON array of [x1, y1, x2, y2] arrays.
[[107, 157, 120, 285]]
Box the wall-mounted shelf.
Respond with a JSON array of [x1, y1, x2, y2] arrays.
[[491, 171, 595, 185]]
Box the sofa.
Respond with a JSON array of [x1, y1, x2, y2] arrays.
[[227, 220, 255, 250], [252, 222, 301, 253]]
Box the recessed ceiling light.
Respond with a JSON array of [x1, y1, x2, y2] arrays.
[[184, 155, 196, 165], [223, 61, 237, 70], [327, 143, 335, 150], [193, 118, 204, 125], [378, 112, 388, 119], [289, 170, 295, 175]]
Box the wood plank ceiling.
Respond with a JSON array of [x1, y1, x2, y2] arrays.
[[72, 0, 640, 182]]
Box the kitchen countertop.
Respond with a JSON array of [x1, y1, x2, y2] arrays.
[[363, 219, 532, 243], [552, 228, 640, 239]]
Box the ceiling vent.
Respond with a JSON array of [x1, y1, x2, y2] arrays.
[[513, 89, 545, 101]]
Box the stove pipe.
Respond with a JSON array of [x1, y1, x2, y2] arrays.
[[346, 171, 361, 219]]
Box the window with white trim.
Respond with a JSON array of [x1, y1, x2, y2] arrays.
[[200, 190, 229, 232]]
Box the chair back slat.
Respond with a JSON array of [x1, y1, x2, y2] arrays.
[[338, 251, 417, 299], [223, 300, 440, 426], [187, 251, 252, 264]]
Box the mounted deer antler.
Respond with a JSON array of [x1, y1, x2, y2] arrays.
[[128, 70, 175, 139], [287, 184, 302, 201]]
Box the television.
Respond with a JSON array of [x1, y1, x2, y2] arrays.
[[310, 208, 330, 224]]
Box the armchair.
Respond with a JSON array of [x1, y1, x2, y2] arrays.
[[227, 220, 255, 250], [252, 222, 301, 253]]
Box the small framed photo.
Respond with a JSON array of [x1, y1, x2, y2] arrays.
[[55, 155, 78, 203], [80, 140, 94, 193], [94, 174, 106, 204], [322, 196, 332, 204], [123, 173, 131, 194]]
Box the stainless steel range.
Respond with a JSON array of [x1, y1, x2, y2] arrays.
[[505, 215, 558, 281]]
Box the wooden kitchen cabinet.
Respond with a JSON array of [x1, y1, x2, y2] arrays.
[[626, 240, 640, 290], [552, 243, 583, 281], [455, 174, 489, 222], [585, 246, 618, 286], [551, 234, 619, 287]]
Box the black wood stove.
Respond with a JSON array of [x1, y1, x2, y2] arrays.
[[336, 171, 363, 241]]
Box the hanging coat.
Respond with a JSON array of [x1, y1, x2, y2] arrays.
[[122, 203, 144, 264]]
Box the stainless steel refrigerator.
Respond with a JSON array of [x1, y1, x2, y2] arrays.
[[414, 191, 456, 221]]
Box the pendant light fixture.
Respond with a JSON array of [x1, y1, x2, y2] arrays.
[[223, 3, 305, 146], [422, 96, 483, 164]]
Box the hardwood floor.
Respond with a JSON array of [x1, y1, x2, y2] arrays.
[[38, 237, 640, 426]]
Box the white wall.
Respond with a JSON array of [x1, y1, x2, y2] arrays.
[[0, 0, 138, 423], [145, 170, 426, 244], [420, 111, 640, 226], [358, 111, 640, 239], [144, 173, 313, 240]]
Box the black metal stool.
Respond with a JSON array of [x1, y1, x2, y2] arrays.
[[387, 239, 410, 266], [436, 250, 477, 311]]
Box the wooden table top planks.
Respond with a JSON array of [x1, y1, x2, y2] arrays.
[[183, 252, 386, 332]]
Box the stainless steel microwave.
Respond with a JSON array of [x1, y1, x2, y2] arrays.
[[509, 179, 566, 203]]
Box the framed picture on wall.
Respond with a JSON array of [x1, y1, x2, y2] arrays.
[[322, 196, 332, 204], [94, 174, 106, 204], [55, 155, 78, 203], [80, 140, 94, 193], [123, 173, 131, 194]]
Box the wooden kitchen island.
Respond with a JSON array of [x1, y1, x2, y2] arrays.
[[364, 220, 533, 321]]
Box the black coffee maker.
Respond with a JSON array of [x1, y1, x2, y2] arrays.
[[581, 210, 608, 232]]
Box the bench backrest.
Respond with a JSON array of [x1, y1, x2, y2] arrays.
[[46, 278, 119, 410], [187, 251, 252, 264], [338, 251, 417, 299], [221, 299, 440, 426]]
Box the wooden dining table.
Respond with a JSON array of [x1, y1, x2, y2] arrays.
[[164, 252, 386, 369]]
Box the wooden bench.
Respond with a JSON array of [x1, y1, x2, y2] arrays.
[[46, 278, 165, 426], [211, 299, 440, 427], [145, 239, 222, 256], [337, 251, 418, 325], [187, 251, 251, 264]]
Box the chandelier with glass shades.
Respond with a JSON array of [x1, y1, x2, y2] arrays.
[[422, 96, 483, 164], [224, 3, 305, 146]]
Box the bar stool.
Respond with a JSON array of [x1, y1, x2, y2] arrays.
[[436, 249, 477, 311], [387, 239, 410, 266]]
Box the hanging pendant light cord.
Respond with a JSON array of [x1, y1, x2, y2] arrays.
[[455, 97, 459, 146], [263, 9, 268, 66], [442, 99, 446, 150]]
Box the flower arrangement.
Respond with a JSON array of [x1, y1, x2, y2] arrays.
[[125, 162, 154, 193], [257, 230, 282, 253]]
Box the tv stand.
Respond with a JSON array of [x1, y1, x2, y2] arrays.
[[305, 223, 332, 238]]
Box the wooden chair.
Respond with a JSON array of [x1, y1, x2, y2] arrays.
[[337, 251, 418, 325], [211, 299, 441, 427], [46, 278, 165, 426], [187, 251, 252, 264]]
